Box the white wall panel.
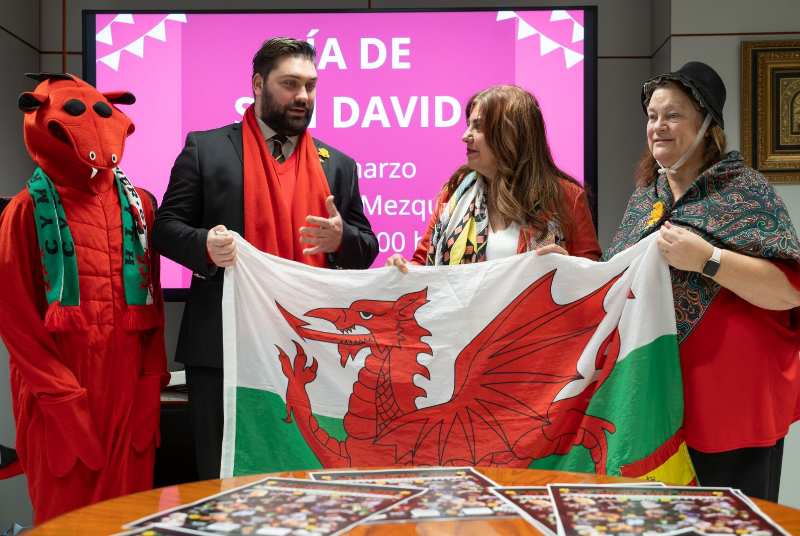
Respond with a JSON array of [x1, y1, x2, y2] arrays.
[[0, 0, 39, 47], [596, 58, 651, 247], [0, 36, 39, 194], [671, 0, 800, 35]]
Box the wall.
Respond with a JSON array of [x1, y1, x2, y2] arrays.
[[1, 0, 799, 527], [667, 0, 800, 510], [0, 0, 39, 528]]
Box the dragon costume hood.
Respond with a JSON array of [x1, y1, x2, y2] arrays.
[[19, 72, 136, 189]]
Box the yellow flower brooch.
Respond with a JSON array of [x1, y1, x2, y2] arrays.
[[318, 148, 330, 163], [643, 201, 664, 229]]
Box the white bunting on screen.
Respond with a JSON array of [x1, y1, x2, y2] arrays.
[[124, 38, 145, 58], [572, 22, 585, 43], [518, 19, 539, 39], [98, 50, 121, 71], [96, 25, 113, 46], [540, 35, 561, 55], [497, 10, 585, 69], [550, 9, 585, 43], [96, 14, 187, 72], [550, 10, 572, 22], [564, 49, 585, 69], [146, 21, 167, 42], [95, 14, 135, 46]]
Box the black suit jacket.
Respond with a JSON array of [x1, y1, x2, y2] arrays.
[[152, 123, 378, 368]]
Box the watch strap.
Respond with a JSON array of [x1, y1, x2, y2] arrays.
[[702, 246, 722, 276]]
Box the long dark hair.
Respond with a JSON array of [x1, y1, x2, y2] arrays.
[[635, 80, 727, 187], [444, 85, 580, 244]]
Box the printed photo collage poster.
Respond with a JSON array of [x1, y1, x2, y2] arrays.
[[120, 477, 424, 536], [116, 528, 204, 536], [491, 486, 562, 536], [310, 467, 517, 523], [489, 482, 668, 536], [115, 473, 793, 536], [546, 485, 791, 536]]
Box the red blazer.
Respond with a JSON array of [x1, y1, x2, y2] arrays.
[[411, 179, 601, 264]]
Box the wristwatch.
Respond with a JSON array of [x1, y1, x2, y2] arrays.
[[702, 246, 722, 277]]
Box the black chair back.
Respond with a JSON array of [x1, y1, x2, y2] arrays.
[[0, 197, 12, 216], [141, 189, 157, 211], [0, 444, 18, 469]]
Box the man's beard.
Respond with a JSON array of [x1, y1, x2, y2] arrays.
[[259, 89, 313, 136]]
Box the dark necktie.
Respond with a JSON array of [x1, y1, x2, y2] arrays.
[[270, 134, 288, 164]]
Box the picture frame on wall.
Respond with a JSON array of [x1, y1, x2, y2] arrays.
[[741, 39, 800, 184]]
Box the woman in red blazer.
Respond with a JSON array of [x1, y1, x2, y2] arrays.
[[387, 85, 599, 270]]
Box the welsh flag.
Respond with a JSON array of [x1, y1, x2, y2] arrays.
[[221, 233, 695, 485]]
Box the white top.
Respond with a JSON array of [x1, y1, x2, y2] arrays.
[[486, 221, 520, 260], [255, 114, 300, 160]]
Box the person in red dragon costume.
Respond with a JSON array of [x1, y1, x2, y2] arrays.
[[0, 73, 169, 524]]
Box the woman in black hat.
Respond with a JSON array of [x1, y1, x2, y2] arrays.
[[603, 61, 800, 501]]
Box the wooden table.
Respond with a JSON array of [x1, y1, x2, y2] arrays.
[[29, 468, 800, 535]]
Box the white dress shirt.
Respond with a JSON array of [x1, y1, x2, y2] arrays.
[[255, 114, 300, 161]]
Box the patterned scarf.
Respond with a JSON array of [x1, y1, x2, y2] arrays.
[[426, 171, 563, 265], [603, 151, 800, 341], [27, 167, 157, 332]]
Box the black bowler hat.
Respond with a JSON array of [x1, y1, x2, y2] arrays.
[[641, 61, 726, 128]]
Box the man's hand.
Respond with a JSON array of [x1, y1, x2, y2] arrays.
[[300, 196, 343, 255], [207, 224, 237, 267]]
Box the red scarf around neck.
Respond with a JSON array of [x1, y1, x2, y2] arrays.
[[243, 105, 331, 268]]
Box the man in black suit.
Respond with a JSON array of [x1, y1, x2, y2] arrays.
[[152, 38, 378, 480]]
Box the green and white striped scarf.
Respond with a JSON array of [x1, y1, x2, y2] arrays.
[[26, 167, 157, 332]]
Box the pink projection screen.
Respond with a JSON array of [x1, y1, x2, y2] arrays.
[[84, 9, 597, 298]]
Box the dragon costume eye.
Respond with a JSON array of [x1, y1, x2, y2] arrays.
[[93, 101, 113, 118], [63, 99, 86, 116], [359, 311, 374, 320]]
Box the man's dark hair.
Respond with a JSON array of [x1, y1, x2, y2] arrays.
[[252, 37, 316, 81]]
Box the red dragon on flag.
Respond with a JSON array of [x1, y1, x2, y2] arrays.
[[275, 269, 624, 473]]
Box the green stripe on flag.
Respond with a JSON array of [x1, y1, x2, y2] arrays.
[[234, 335, 681, 476], [233, 387, 347, 476], [529, 334, 682, 475]]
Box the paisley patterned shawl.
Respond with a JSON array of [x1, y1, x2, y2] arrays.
[[603, 151, 800, 341]]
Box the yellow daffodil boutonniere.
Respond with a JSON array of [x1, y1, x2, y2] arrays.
[[643, 201, 664, 230], [318, 148, 330, 163]]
